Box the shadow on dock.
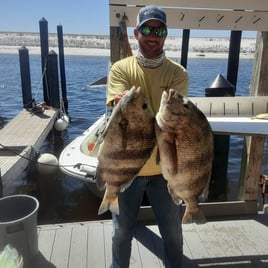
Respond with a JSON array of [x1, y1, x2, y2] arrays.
[[27, 251, 56, 268]]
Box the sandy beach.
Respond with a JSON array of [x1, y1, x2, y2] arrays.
[[0, 32, 257, 59]]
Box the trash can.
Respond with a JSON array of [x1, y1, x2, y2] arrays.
[[0, 195, 39, 265]]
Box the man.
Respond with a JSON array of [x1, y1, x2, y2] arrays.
[[107, 5, 189, 268]]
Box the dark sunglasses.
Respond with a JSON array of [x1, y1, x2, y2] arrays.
[[138, 25, 167, 37]]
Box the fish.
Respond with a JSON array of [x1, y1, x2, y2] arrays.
[[155, 89, 214, 224], [96, 86, 156, 215]]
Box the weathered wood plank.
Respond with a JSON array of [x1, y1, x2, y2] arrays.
[[50, 226, 72, 268], [182, 224, 208, 259], [69, 225, 88, 268], [239, 220, 268, 255], [194, 223, 225, 258], [110, 0, 268, 11], [250, 32, 268, 96], [239, 136, 265, 200], [110, 5, 268, 31], [191, 96, 268, 116], [208, 221, 243, 257], [135, 226, 165, 267], [103, 222, 113, 268], [38, 229, 56, 261], [87, 223, 106, 268]]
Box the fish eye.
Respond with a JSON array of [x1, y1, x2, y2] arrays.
[[183, 103, 189, 109], [142, 103, 147, 110]]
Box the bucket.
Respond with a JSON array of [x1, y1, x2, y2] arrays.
[[0, 195, 39, 265]]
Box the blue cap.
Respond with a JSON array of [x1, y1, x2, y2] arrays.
[[136, 6, 166, 28]]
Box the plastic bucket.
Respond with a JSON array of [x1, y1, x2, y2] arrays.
[[0, 195, 39, 265]]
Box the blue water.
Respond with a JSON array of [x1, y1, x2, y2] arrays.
[[0, 53, 267, 223]]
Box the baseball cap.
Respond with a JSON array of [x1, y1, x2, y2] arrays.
[[136, 6, 166, 28]]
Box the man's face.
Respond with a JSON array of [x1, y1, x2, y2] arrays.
[[134, 20, 167, 59]]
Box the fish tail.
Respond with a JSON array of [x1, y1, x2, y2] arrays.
[[182, 204, 206, 224], [98, 191, 119, 215]]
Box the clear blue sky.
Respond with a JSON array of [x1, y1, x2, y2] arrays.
[[1, 0, 256, 38]]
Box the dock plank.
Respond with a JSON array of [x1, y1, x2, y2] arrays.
[[0, 108, 58, 194], [194, 222, 225, 258], [86, 223, 106, 268], [69, 224, 88, 268], [135, 226, 165, 267], [50, 225, 72, 268], [38, 228, 56, 261], [35, 214, 268, 268], [103, 222, 113, 268]]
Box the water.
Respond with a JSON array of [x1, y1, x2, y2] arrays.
[[0, 53, 267, 223]]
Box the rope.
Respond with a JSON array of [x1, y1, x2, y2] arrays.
[[0, 142, 88, 169]]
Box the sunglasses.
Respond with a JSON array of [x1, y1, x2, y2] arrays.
[[138, 25, 167, 37]]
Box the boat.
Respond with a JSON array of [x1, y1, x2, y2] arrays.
[[59, 114, 108, 197]]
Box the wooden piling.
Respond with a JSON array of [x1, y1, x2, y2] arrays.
[[227, 30, 242, 88], [47, 50, 60, 109], [239, 31, 268, 201], [39, 18, 49, 104], [19, 46, 33, 109], [57, 25, 69, 113], [180, 29, 190, 68]]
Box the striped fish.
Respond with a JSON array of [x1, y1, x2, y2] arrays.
[[155, 89, 214, 224], [96, 86, 156, 215]]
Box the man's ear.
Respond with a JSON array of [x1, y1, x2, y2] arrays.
[[134, 28, 139, 39]]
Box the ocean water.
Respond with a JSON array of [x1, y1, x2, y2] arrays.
[[0, 53, 267, 223]]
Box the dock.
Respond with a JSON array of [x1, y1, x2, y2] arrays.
[[0, 108, 58, 195], [28, 214, 268, 268]]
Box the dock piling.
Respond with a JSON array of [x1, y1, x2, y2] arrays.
[[19, 46, 33, 109], [47, 50, 60, 109], [39, 18, 49, 104], [57, 25, 69, 114]]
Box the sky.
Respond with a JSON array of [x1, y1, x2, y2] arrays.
[[0, 0, 256, 38]]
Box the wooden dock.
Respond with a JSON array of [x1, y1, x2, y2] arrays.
[[27, 214, 268, 268], [0, 108, 58, 195]]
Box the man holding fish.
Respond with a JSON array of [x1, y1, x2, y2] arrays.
[[98, 5, 189, 268]]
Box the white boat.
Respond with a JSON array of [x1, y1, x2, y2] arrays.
[[59, 114, 108, 197]]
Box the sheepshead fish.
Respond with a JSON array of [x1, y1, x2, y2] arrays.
[[96, 86, 156, 215], [155, 89, 213, 224]]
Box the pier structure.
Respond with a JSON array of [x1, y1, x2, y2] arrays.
[[26, 1, 268, 267], [0, 18, 67, 195]]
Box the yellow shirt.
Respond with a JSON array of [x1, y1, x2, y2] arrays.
[[107, 56, 189, 176]]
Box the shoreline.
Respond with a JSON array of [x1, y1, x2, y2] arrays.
[[0, 45, 254, 59]]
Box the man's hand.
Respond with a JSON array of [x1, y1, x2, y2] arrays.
[[113, 90, 129, 105]]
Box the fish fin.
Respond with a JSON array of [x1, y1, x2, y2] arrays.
[[98, 190, 119, 215], [182, 205, 206, 224], [95, 170, 106, 190]]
